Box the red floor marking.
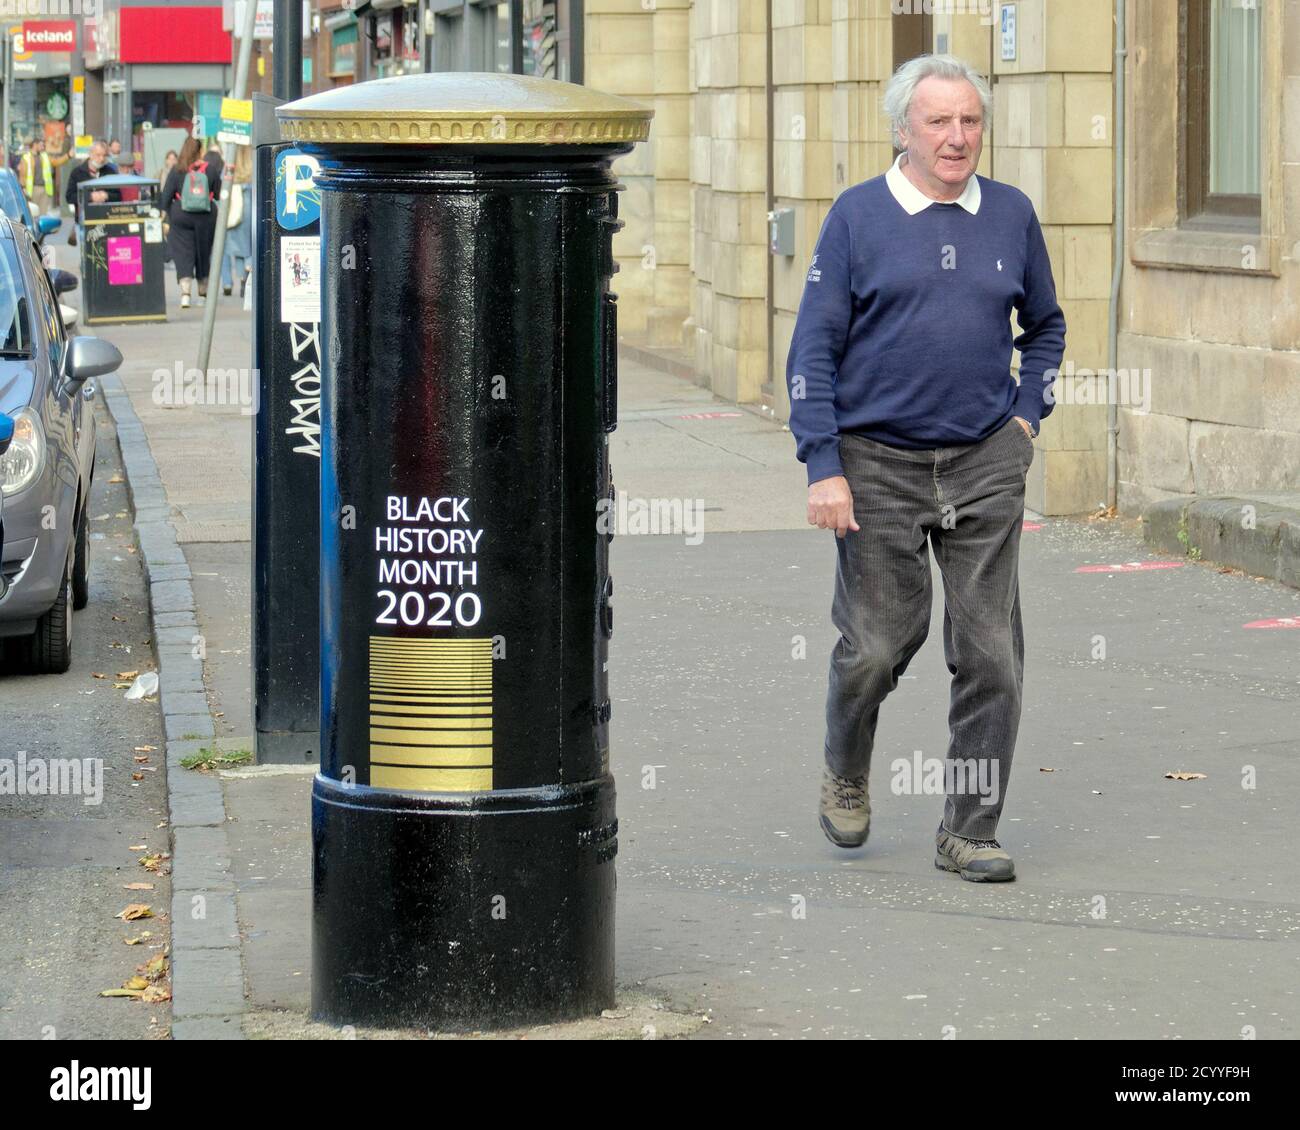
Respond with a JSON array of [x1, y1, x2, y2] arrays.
[[1244, 617, 1300, 629], [677, 412, 744, 420], [1074, 561, 1186, 573], [1022, 521, 1043, 531]]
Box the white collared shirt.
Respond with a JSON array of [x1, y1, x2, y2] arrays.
[[885, 152, 981, 215]]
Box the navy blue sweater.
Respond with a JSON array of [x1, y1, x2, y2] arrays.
[[785, 173, 1067, 485]]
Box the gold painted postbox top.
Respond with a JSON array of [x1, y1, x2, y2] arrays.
[[277, 72, 652, 146]]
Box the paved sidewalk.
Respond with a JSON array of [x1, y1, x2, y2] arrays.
[[97, 249, 1300, 1037]]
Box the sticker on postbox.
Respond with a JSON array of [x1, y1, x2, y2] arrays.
[[275, 148, 321, 230], [280, 236, 321, 323], [369, 495, 493, 793]]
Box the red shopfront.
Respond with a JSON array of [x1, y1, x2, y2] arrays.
[[99, 4, 232, 175]]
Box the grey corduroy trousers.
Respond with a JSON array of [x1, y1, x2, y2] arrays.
[[824, 416, 1034, 841]]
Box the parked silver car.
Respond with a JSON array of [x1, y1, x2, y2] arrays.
[[0, 217, 123, 672]]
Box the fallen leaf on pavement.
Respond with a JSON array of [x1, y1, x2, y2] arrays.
[[116, 670, 139, 679], [138, 955, 168, 980], [141, 984, 171, 1004], [115, 903, 153, 921], [122, 976, 150, 991], [123, 883, 154, 891], [99, 988, 143, 998], [91, 672, 106, 679], [133, 755, 149, 764], [132, 773, 144, 781], [134, 746, 156, 753], [1039, 767, 1056, 772], [108, 475, 124, 483], [128, 844, 147, 851], [1165, 771, 1207, 781], [112, 615, 126, 622], [123, 932, 153, 946]]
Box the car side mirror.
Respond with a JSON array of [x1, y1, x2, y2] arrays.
[[38, 214, 62, 237], [50, 268, 78, 294], [0, 413, 12, 457], [65, 335, 123, 384]]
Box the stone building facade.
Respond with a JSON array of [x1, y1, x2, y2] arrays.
[[585, 0, 1300, 516]]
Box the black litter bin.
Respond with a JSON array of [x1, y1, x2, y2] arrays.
[[77, 174, 167, 325]]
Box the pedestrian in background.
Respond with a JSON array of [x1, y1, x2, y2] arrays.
[[63, 140, 118, 247], [108, 138, 135, 174], [156, 149, 178, 190], [221, 145, 253, 298], [161, 137, 220, 309], [17, 136, 55, 217], [156, 149, 179, 266], [203, 140, 225, 191]]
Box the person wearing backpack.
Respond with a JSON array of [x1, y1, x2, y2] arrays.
[[162, 137, 221, 309]]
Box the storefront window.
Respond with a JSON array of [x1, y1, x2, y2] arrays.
[[520, 0, 578, 82], [372, 9, 420, 78], [490, 4, 511, 73], [331, 24, 358, 77], [7, 78, 71, 165]]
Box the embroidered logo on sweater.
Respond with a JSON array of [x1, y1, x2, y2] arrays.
[[807, 255, 822, 283]]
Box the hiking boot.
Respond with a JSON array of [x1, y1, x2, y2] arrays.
[[935, 825, 1015, 882], [820, 768, 870, 848]]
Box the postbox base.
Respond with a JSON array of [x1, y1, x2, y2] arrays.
[[310, 772, 617, 1031]]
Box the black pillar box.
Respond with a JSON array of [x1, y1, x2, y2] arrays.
[[277, 74, 651, 1029], [77, 175, 167, 326], [252, 93, 322, 764]]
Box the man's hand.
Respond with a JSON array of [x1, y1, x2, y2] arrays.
[[808, 475, 861, 539], [89, 189, 107, 204], [1013, 416, 1033, 438]]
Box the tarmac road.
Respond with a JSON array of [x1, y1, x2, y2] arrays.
[[0, 394, 172, 1039]]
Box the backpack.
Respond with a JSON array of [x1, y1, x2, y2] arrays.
[[180, 163, 211, 213]]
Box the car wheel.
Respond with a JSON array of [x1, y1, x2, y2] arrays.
[[72, 500, 90, 610], [24, 550, 74, 674]]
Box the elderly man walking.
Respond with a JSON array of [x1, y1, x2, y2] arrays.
[[786, 54, 1066, 881]]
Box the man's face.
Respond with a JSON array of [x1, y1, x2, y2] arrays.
[[89, 144, 108, 168], [900, 76, 984, 196], [109, 142, 120, 156]]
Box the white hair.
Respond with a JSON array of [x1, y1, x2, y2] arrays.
[[883, 53, 993, 143]]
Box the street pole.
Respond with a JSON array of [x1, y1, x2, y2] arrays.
[[2, 28, 11, 170], [196, 0, 259, 376], [273, 0, 303, 103]]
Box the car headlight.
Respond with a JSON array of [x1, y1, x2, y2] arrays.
[[0, 408, 45, 496]]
